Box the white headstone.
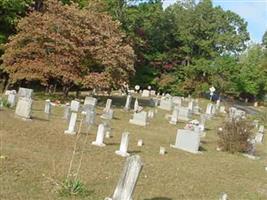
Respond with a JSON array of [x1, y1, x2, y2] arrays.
[[92, 124, 106, 147], [172, 96, 182, 107], [219, 106, 226, 113], [124, 95, 132, 111], [44, 99, 51, 114], [141, 90, 150, 97], [259, 125, 264, 133], [7, 93, 16, 108], [206, 103, 215, 115], [115, 132, 130, 157], [255, 132, 264, 144], [129, 111, 148, 126], [147, 110, 154, 119], [70, 100, 80, 112], [137, 139, 143, 147], [105, 155, 143, 200], [159, 147, 166, 155], [169, 107, 179, 125], [216, 99, 220, 109], [134, 99, 139, 112], [104, 99, 112, 112], [170, 129, 201, 154], [15, 97, 32, 119], [64, 112, 77, 135], [150, 90, 156, 96]]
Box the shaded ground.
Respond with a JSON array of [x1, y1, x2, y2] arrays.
[[0, 96, 267, 200]]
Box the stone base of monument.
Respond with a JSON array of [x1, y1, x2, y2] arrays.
[[115, 150, 129, 157], [92, 141, 106, 147], [129, 119, 147, 126], [64, 130, 76, 135], [15, 115, 32, 121], [170, 144, 202, 154]]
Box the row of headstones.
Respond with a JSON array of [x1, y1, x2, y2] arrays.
[[5, 88, 34, 120]]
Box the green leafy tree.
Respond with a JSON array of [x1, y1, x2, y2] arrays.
[[262, 31, 267, 48], [234, 44, 267, 100]]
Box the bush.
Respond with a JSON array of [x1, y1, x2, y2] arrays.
[[1, 98, 10, 108], [217, 118, 254, 153]]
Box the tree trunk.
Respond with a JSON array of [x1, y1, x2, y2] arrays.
[[45, 84, 49, 94], [76, 88, 80, 98], [48, 85, 53, 94], [63, 86, 70, 99], [53, 83, 57, 94], [2, 75, 9, 93]]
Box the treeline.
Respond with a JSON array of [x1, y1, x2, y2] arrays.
[[0, 0, 267, 100]]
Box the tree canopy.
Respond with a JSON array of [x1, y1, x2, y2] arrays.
[[2, 0, 135, 94]]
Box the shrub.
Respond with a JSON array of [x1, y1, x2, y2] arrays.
[[217, 118, 254, 153], [1, 98, 10, 108]]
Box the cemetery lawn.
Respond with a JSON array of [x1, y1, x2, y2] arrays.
[[1, 96, 267, 200]]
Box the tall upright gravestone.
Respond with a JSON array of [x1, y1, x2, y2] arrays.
[[105, 155, 143, 200]]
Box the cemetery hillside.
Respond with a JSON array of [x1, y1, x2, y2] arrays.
[[0, 0, 267, 200]]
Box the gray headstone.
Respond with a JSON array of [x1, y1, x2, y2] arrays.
[[18, 87, 33, 99], [169, 107, 179, 125], [159, 96, 173, 111], [206, 103, 215, 115], [129, 111, 147, 126], [170, 129, 201, 154], [101, 109, 114, 120], [15, 97, 32, 119], [178, 106, 191, 121], [84, 96, 97, 107], [84, 108, 95, 126]]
